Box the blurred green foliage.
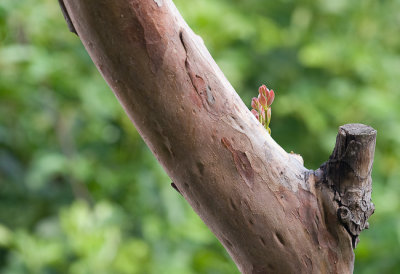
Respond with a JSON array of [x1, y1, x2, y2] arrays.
[[0, 0, 399, 273]]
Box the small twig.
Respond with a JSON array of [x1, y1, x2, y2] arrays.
[[57, 0, 78, 35], [171, 182, 182, 195]]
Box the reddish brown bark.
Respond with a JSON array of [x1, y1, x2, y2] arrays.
[[60, 1, 376, 273]]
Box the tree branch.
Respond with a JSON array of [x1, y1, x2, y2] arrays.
[[317, 124, 376, 248], [60, 1, 376, 272]]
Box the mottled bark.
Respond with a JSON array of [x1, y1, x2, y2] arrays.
[[59, 1, 376, 273]]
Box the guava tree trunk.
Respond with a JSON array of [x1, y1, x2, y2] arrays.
[[59, 1, 376, 273]]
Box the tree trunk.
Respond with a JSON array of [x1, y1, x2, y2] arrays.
[[59, 1, 376, 273]]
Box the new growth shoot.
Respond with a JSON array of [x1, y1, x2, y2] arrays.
[[251, 85, 275, 135]]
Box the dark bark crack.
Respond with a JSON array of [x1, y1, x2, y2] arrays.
[[179, 30, 217, 114]]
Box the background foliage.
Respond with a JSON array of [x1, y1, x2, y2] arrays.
[[1, 0, 399, 273]]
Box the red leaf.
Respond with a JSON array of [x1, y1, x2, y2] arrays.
[[258, 94, 267, 107], [251, 109, 259, 120], [267, 107, 271, 121], [251, 97, 259, 110], [259, 85, 268, 96], [267, 89, 275, 106]]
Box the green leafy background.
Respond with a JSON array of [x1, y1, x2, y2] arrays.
[[1, 0, 399, 273]]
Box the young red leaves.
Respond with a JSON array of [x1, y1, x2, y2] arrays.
[[251, 84, 275, 135]]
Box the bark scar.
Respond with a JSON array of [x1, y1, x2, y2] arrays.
[[179, 30, 217, 114], [221, 137, 254, 188], [132, 2, 166, 74]]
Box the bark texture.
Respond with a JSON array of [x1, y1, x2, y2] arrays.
[[317, 124, 376, 248], [60, 1, 376, 273]]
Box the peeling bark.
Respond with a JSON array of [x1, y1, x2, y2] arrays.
[[60, 1, 376, 273]]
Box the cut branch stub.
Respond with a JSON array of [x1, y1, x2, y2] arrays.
[[322, 123, 376, 248]]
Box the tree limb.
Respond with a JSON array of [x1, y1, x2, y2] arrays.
[[60, 1, 376, 273]]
